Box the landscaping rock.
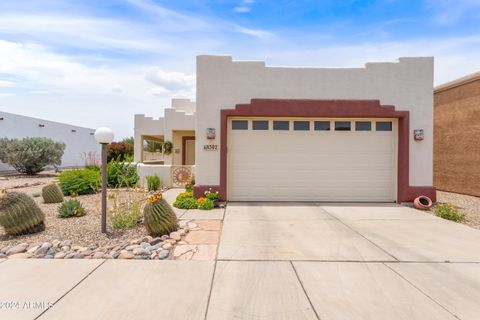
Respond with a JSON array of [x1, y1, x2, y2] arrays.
[[52, 239, 61, 248], [157, 250, 169, 260], [7, 243, 29, 255], [27, 245, 40, 254], [160, 235, 169, 241], [170, 231, 181, 241], [118, 251, 134, 259], [60, 240, 71, 247], [0, 253, 7, 259], [143, 236, 153, 243], [126, 245, 141, 251], [54, 252, 67, 259], [9, 253, 30, 259], [140, 242, 150, 249], [150, 237, 163, 246], [162, 243, 173, 250], [44, 254, 54, 259], [133, 248, 148, 256], [34, 246, 49, 257], [92, 252, 104, 259]]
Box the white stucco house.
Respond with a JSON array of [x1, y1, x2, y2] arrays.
[[0, 111, 101, 173], [135, 55, 435, 203]]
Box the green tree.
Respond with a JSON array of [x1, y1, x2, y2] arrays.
[[0, 137, 66, 175]]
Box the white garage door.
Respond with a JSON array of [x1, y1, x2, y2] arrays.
[[227, 118, 397, 202]]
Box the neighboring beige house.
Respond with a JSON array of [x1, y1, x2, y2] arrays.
[[434, 72, 480, 197], [136, 55, 435, 203]]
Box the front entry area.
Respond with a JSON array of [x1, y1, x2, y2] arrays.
[[227, 118, 397, 202]]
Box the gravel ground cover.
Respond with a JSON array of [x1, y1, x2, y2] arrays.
[[0, 172, 155, 248], [435, 190, 480, 230]]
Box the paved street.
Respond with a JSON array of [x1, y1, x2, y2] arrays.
[[2, 202, 480, 320]]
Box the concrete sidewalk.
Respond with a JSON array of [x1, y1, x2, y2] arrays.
[[2, 203, 480, 320]]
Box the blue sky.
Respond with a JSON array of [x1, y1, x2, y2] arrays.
[[0, 0, 480, 138]]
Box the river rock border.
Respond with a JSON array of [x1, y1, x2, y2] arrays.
[[0, 221, 194, 260]]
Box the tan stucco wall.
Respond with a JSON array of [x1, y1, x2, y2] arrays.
[[434, 79, 480, 196], [172, 130, 195, 165]]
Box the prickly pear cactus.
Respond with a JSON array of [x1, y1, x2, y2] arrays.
[[0, 192, 45, 235], [143, 193, 177, 237], [42, 183, 64, 203]]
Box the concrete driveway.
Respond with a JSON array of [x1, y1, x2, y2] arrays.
[[2, 202, 480, 320]]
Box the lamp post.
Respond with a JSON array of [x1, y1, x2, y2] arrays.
[[94, 127, 114, 234]]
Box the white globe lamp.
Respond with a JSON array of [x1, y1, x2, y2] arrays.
[[94, 127, 114, 144], [94, 127, 114, 234]]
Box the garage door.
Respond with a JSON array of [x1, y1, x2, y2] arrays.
[[227, 118, 397, 202]]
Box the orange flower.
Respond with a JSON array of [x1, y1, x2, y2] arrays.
[[147, 193, 162, 203]]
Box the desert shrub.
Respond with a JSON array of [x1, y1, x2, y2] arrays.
[[42, 184, 64, 203], [0, 192, 45, 235], [146, 175, 161, 191], [173, 197, 198, 209], [197, 197, 214, 210], [107, 160, 138, 188], [176, 191, 193, 200], [110, 202, 141, 229], [58, 199, 85, 218], [0, 137, 65, 175], [107, 137, 134, 162], [85, 164, 100, 171], [58, 168, 101, 195], [433, 203, 464, 222], [144, 193, 177, 236]]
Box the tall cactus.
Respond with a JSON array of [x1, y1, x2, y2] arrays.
[[42, 183, 64, 203], [0, 192, 45, 235], [143, 194, 177, 236]]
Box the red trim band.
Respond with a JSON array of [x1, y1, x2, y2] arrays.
[[194, 99, 435, 203]]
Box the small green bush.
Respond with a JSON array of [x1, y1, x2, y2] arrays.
[[0, 137, 65, 175], [85, 164, 100, 171], [433, 203, 464, 222], [146, 175, 161, 191], [107, 160, 138, 188], [109, 202, 141, 230], [197, 198, 214, 210], [58, 168, 101, 195], [204, 188, 220, 201], [173, 197, 198, 209], [58, 199, 85, 218]]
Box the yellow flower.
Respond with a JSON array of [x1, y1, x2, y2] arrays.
[[147, 193, 162, 203]]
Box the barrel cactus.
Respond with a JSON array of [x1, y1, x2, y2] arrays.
[[0, 192, 45, 235], [143, 193, 177, 236], [42, 183, 64, 203]]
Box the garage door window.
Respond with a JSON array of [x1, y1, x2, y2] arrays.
[[314, 121, 330, 131], [293, 121, 310, 131], [252, 120, 269, 130], [273, 120, 289, 130], [232, 120, 248, 130], [376, 121, 392, 131], [335, 121, 351, 131], [355, 121, 371, 131]]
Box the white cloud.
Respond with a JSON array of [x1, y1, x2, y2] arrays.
[[144, 67, 195, 92], [428, 0, 480, 24], [234, 6, 251, 13], [0, 80, 15, 87], [234, 0, 255, 13]]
